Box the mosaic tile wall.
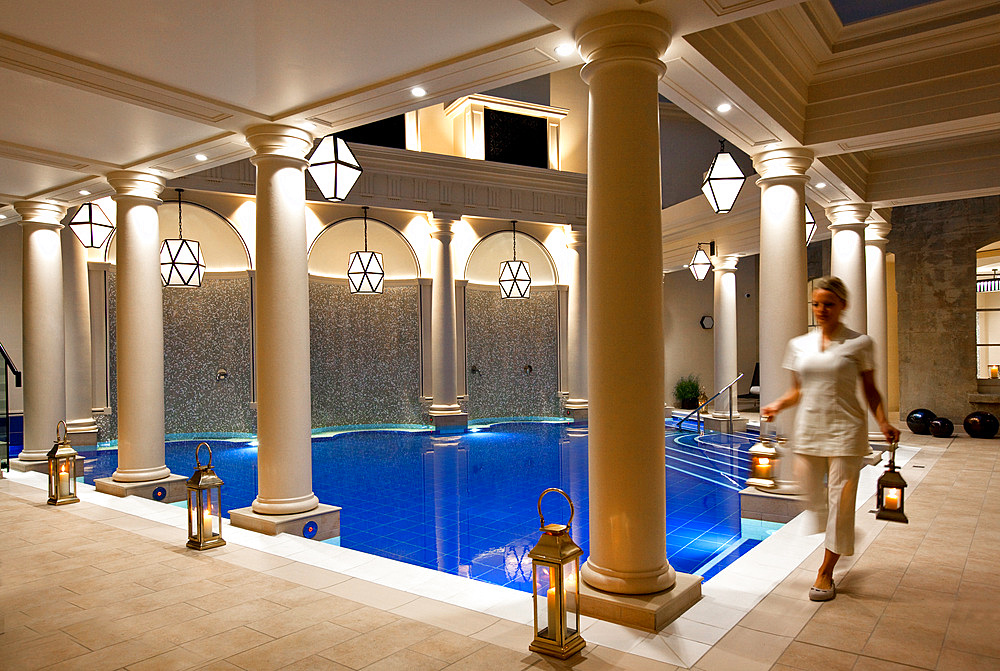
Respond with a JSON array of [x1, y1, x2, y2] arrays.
[[96, 274, 256, 441], [465, 288, 560, 419], [309, 282, 423, 427]]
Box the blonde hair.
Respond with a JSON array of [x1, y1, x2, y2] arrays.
[[813, 276, 848, 304]]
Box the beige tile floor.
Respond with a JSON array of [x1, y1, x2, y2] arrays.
[[1, 428, 997, 671]]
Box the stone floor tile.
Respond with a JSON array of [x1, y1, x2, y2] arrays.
[[862, 614, 946, 668], [181, 625, 275, 662], [263, 561, 346, 590], [323, 577, 421, 611], [470, 618, 534, 652], [277, 655, 354, 671], [852, 655, 928, 671], [391, 596, 499, 636], [687, 625, 791, 671], [215, 547, 294, 572], [795, 620, 873, 654], [440, 642, 538, 670], [569, 645, 680, 671], [898, 560, 964, 594], [0, 631, 91, 671], [247, 594, 362, 638], [935, 648, 1000, 670], [881, 585, 956, 624], [737, 593, 820, 637], [125, 645, 207, 671], [43, 629, 177, 671], [330, 604, 401, 633], [408, 628, 489, 663], [773, 640, 857, 670], [224, 621, 352, 671], [362, 648, 447, 671]]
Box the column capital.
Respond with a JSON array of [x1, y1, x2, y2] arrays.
[[825, 202, 872, 230], [865, 221, 891, 244], [751, 147, 814, 182], [429, 214, 460, 241], [713, 254, 739, 274], [566, 224, 587, 249], [245, 123, 313, 165], [107, 170, 166, 203], [577, 11, 671, 83], [14, 201, 66, 228]]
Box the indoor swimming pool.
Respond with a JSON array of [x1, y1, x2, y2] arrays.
[[66, 421, 772, 593]]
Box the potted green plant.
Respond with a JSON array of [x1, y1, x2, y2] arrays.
[[674, 374, 702, 410]]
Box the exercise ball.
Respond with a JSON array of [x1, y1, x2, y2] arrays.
[[905, 408, 936, 435], [929, 417, 954, 438], [963, 411, 999, 439]]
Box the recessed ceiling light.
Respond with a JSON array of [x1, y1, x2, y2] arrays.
[[79, 189, 91, 196], [195, 153, 208, 161], [411, 86, 427, 97], [815, 182, 827, 189], [0, 214, 6, 220], [554, 43, 574, 57], [716, 103, 732, 113]]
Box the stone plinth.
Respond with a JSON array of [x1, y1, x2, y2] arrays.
[[579, 572, 702, 632], [740, 486, 802, 523], [67, 428, 98, 448], [95, 474, 188, 503], [566, 407, 588, 423], [703, 416, 748, 434], [11, 455, 85, 477], [229, 503, 341, 541], [430, 412, 468, 434]]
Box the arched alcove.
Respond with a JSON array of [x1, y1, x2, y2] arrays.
[[106, 200, 251, 271], [308, 216, 419, 279], [976, 240, 1000, 379], [465, 231, 558, 286]]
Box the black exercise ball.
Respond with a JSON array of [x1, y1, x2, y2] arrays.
[[906, 408, 936, 435], [963, 411, 999, 439], [928, 417, 954, 438]]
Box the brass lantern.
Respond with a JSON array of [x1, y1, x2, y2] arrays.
[[186, 442, 226, 550], [747, 436, 778, 490], [875, 442, 908, 524], [528, 488, 585, 660], [47, 421, 79, 505]]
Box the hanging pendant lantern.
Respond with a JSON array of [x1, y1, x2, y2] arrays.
[[499, 220, 530, 299], [68, 202, 115, 249], [689, 241, 714, 282], [160, 189, 205, 288], [805, 204, 817, 245], [348, 206, 384, 294], [307, 134, 363, 202], [702, 139, 746, 214]]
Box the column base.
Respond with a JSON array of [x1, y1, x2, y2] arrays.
[[702, 415, 748, 434], [429, 412, 468, 434], [578, 572, 702, 632], [66, 426, 98, 448], [739, 486, 803, 523], [10, 456, 85, 477], [565, 406, 588, 423], [229, 503, 341, 540], [95, 474, 188, 503]]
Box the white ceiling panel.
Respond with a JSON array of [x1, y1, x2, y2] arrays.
[[0, 154, 90, 201]]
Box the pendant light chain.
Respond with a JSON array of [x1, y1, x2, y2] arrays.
[[176, 188, 184, 238], [363, 206, 368, 252], [512, 220, 517, 260]]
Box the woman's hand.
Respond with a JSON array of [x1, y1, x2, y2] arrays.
[[881, 422, 901, 444], [760, 403, 780, 422]]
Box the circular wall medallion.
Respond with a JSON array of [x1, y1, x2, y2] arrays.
[[152, 487, 167, 501], [303, 521, 318, 539]]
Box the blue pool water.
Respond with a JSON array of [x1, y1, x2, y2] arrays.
[[65, 422, 768, 592]]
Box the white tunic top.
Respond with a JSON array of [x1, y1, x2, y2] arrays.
[[783, 324, 874, 457]]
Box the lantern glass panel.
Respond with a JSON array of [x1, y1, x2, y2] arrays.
[[348, 250, 384, 294], [499, 260, 531, 299], [883, 486, 902, 510], [534, 562, 560, 642], [160, 238, 206, 287]]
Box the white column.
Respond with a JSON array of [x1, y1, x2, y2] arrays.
[[565, 225, 588, 415], [712, 254, 740, 419], [753, 148, 813, 492], [62, 227, 98, 443], [15, 201, 67, 461], [577, 10, 674, 595], [108, 171, 170, 482], [827, 203, 871, 334], [428, 214, 463, 417], [866, 222, 891, 440], [246, 124, 319, 515]]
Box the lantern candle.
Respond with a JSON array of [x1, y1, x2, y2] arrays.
[[203, 508, 214, 536], [990, 365, 999, 379], [546, 586, 558, 633], [59, 467, 70, 497], [756, 457, 772, 479], [884, 487, 902, 511]]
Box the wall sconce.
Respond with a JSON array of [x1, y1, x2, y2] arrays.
[[186, 442, 226, 550], [160, 189, 206, 288], [689, 241, 715, 282], [500, 220, 531, 299], [528, 488, 585, 659], [875, 442, 908, 524], [805, 204, 817, 245], [347, 206, 384, 294], [68, 202, 115, 249], [47, 421, 79, 506], [307, 133, 363, 202], [702, 139, 746, 214]]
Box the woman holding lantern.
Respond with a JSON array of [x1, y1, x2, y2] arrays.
[[760, 276, 899, 602]]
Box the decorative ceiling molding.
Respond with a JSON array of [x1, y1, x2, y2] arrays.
[[0, 139, 114, 172], [0, 33, 261, 127]]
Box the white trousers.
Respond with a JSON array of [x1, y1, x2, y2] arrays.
[[795, 454, 865, 556]]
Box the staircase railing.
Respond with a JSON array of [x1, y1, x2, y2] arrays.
[[1, 339, 21, 472], [676, 373, 743, 436]]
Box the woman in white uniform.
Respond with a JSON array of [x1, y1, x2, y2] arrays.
[[761, 276, 900, 601]]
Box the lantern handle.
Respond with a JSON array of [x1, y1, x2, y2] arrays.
[[195, 442, 213, 469], [537, 487, 574, 529], [56, 420, 68, 442]]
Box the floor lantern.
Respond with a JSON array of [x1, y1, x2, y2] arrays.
[[875, 442, 908, 524], [528, 488, 585, 659], [47, 421, 79, 505], [747, 435, 779, 490], [187, 442, 226, 550]]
